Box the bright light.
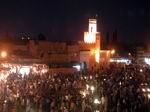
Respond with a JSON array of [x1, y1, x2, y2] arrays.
[[111, 49, 115, 55], [1, 51, 7, 58], [0, 72, 8, 81], [91, 86, 94, 91], [90, 49, 100, 63], [84, 32, 96, 43], [144, 58, 150, 65], [10, 67, 17, 73], [19, 67, 30, 76], [91, 86, 95, 93], [80, 90, 89, 98], [33, 67, 36, 73], [141, 83, 144, 85], [147, 88, 150, 92], [4, 100, 7, 103], [84, 19, 97, 43], [109, 58, 131, 65], [119, 82, 122, 85], [94, 98, 100, 104], [128, 53, 131, 56], [148, 94, 150, 99], [107, 51, 110, 54], [0, 73, 5, 80], [140, 69, 143, 72], [41, 69, 48, 74], [89, 19, 97, 33], [82, 92, 86, 97], [91, 49, 95, 55], [142, 88, 146, 92], [73, 65, 81, 71], [90, 76, 92, 79], [95, 49, 100, 63], [86, 84, 89, 90]]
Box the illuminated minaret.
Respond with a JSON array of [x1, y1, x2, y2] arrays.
[[84, 19, 97, 43], [89, 19, 97, 33], [84, 19, 100, 63]]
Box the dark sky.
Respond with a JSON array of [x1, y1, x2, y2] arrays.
[[0, 0, 150, 43]]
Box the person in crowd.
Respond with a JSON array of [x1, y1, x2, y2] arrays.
[[0, 63, 149, 112]]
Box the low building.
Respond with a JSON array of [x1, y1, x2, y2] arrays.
[[0, 19, 112, 71]]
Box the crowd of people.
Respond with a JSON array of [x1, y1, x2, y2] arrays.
[[0, 63, 149, 112]]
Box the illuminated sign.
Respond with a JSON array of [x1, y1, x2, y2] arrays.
[[110, 58, 131, 65]]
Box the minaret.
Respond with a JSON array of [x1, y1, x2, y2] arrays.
[[84, 19, 100, 63], [89, 19, 97, 33], [84, 19, 97, 43]]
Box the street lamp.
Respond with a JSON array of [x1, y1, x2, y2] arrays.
[[111, 49, 115, 55], [1, 51, 7, 58]]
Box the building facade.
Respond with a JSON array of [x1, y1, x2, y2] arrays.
[[28, 19, 110, 69], [0, 19, 111, 70]]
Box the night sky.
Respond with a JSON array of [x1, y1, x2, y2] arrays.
[[0, 0, 150, 43]]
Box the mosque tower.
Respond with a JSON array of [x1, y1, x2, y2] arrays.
[[84, 19, 97, 43], [84, 19, 100, 63]]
